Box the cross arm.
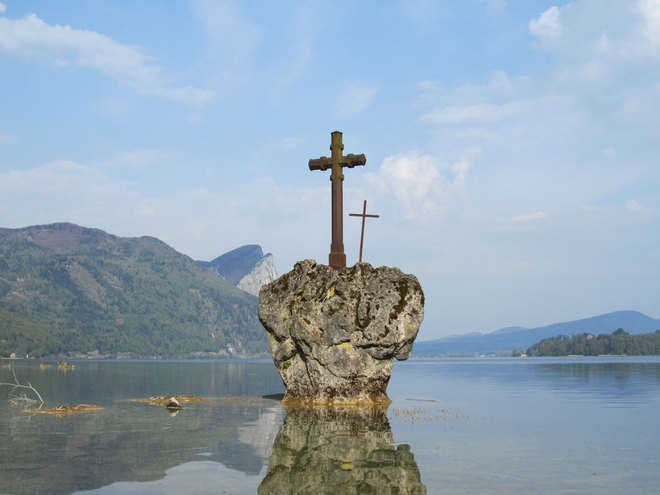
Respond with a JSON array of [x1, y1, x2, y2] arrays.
[[342, 153, 367, 168], [308, 156, 332, 171], [308, 153, 366, 171], [349, 213, 380, 218]]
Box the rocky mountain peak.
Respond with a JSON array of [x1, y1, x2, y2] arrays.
[[197, 245, 278, 297]]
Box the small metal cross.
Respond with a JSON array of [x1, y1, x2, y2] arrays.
[[349, 200, 379, 263]]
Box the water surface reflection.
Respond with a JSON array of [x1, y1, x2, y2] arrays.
[[259, 405, 426, 494]]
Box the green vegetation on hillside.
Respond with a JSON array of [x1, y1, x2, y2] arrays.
[[0, 223, 268, 358], [524, 328, 660, 357]]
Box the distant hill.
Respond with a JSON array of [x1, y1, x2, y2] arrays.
[[0, 223, 269, 359], [196, 245, 277, 297], [413, 311, 660, 355], [526, 329, 660, 356]]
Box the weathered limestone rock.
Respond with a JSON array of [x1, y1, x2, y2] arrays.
[[258, 260, 424, 403]]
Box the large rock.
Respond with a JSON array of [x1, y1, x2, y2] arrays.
[[258, 260, 424, 404]]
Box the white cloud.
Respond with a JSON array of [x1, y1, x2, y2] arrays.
[[0, 3, 6, 14], [626, 199, 653, 213], [616, 82, 660, 126], [639, 0, 660, 47], [529, 6, 563, 44], [418, 71, 522, 111], [363, 150, 477, 219], [0, 159, 332, 270], [509, 211, 548, 222], [421, 101, 529, 124], [147, 86, 213, 106], [0, 160, 145, 228], [335, 81, 380, 118], [0, 12, 212, 105], [98, 149, 169, 169]]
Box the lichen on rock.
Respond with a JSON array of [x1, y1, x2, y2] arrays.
[[258, 260, 424, 404]]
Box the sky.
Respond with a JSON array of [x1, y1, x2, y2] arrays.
[[0, 0, 658, 340]]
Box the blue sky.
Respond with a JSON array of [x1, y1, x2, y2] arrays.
[[1, 0, 658, 340]]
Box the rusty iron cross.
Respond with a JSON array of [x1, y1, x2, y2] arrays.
[[349, 200, 379, 263], [309, 131, 366, 268]]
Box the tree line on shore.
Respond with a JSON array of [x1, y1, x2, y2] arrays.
[[517, 328, 660, 357]]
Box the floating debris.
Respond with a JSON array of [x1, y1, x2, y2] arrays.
[[166, 397, 183, 410], [138, 395, 204, 405], [57, 361, 75, 371], [389, 406, 474, 424], [24, 404, 104, 417]]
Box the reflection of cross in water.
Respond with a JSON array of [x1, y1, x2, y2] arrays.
[[349, 200, 379, 263], [309, 131, 366, 269]]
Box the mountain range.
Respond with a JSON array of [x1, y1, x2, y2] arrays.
[[0, 223, 274, 359], [413, 310, 660, 355], [196, 245, 277, 297], [3, 223, 656, 359]]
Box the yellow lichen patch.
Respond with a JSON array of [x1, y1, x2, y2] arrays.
[[340, 458, 352, 470], [25, 404, 104, 417], [340, 342, 350, 351]]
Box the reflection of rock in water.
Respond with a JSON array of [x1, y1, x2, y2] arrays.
[[259, 406, 426, 494], [204, 404, 284, 475]]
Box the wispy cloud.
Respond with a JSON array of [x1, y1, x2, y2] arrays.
[[509, 211, 548, 222], [0, 132, 18, 144], [421, 101, 529, 124], [639, 0, 660, 48], [335, 81, 380, 118], [0, 12, 212, 105], [98, 150, 169, 170], [626, 199, 653, 213], [192, 0, 262, 71]]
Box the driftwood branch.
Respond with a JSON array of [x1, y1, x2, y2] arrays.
[[0, 369, 44, 403]]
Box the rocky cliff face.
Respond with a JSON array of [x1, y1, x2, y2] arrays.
[[258, 260, 424, 404], [197, 245, 277, 297], [237, 253, 278, 297]]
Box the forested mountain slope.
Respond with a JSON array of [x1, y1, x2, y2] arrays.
[[0, 223, 268, 358]]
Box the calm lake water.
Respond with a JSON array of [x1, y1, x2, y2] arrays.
[[1, 357, 658, 494]]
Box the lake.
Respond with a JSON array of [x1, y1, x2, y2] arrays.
[[1, 357, 658, 494]]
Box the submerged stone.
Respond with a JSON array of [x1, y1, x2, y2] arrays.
[[258, 260, 424, 404]]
